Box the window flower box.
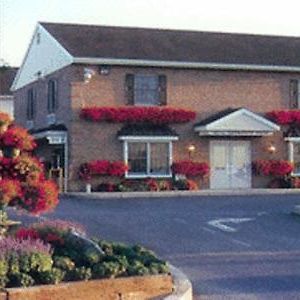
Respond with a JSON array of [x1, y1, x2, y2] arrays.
[[80, 106, 196, 124]]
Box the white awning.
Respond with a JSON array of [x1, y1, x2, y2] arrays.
[[194, 108, 280, 136]]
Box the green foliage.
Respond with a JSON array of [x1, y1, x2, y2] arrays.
[[53, 256, 75, 272], [19, 254, 31, 273], [83, 247, 102, 265], [29, 252, 53, 272], [0, 259, 8, 277], [68, 266, 92, 281], [127, 260, 150, 276], [0, 275, 8, 288], [92, 261, 124, 279], [9, 273, 35, 287], [39, 268, 65, 285]]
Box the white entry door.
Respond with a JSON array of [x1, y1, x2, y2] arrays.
[[210, 140, 251, 189]]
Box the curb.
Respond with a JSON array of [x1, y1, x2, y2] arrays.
[[162, 265, 193, 300], [292, 205, 300, 216], [62, 188, 300, 200]]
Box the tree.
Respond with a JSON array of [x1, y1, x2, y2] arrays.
[[0, 112, 58, 218]]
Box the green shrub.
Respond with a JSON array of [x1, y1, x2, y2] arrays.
[[29, 252, 53, 273], [127, 260, 150, 276], [53, 256, 75, 272], [92, 261, 124, 279], [0, 259, 8, 277], [9, 273, 35, 287], [39, 268, 65, 285], [67, 266, 92, 281]]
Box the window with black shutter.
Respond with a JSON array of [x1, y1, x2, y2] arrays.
[[290, 79, 299, 109], [47, 79, 58, 113], [26, 88, 35, 120], [125, 74, 167, 106]]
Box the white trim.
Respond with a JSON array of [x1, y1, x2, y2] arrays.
[[73, 57, 300, 73], [195, 108, 280, 132], [197, 131, 274, 136], [118, 136, 178, 141], [0, 95, 13, 100], [285, 137, 300, 142], [286, 139, 300, 176], [33, 130, 67, 144], [126, 174, 172, 179]]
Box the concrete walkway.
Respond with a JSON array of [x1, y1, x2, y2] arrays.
[[64, 188, 300, 200]]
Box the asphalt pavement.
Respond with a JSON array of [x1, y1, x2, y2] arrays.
[[11, 193, 300, 299]]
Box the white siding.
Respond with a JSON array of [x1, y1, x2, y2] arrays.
[[11, 24, 73, 91]]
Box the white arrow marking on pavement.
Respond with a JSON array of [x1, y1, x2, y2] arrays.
[[208, 218, 254, 233]]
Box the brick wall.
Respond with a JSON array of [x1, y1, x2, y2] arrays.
[[14, 64, 298, 191], [68, 66, 293, 190]]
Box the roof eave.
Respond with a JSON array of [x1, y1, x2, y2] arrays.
[[73, 57, 300, 73]]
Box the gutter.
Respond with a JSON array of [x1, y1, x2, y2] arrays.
[[73, 57, 300, 73]]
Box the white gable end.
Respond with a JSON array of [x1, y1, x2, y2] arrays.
[[195, 108, 280, 136], [11, 24, 73, 91], [208, 111, 277, 131]]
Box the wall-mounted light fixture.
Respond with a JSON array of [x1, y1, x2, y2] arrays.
[[83, 68, 95, 83], [187, 144, 196, 159], [99, 65, 110, 75], [267, 142, 276, 154]]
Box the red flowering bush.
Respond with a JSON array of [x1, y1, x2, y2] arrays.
[[267, 110, 300, 125], [0, 126, 36, 151], [146, 179, 160, 191], [108, 161, 129, 177], [78, 160, 128, 180], [15, 227, 40, 240], [0, 179, 22, 206], [80, 106, 196, 124], [0, 112, 12, 127], [171, 161, 210, 177], [173, 178, 198, 190], [13, 180, 59, 215], [253, 160, 293, 176], [89, 160, 110, 175]]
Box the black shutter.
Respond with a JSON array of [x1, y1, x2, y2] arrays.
[[54, 80, 58, 111], [47, 81, 52, 113], [26, 90, 30, 120], [125, 74, 134, 105], [290, 79, 299, 109], [158, 75, 167, 105]]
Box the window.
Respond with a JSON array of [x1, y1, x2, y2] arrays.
[[26, 89, 35, 120], [125, 141, 172, 177], [289, 79, 300, 108], [47, 79, 58, 113], [125, 74, 167, 106], [288, 139, 300, 174]]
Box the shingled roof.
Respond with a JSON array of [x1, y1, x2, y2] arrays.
[[41, 22, 300, 67], [0, 67, 18, 95]]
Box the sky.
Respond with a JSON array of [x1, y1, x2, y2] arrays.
[[1, 0, 300, 67]]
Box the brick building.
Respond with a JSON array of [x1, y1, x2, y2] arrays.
[[11, 22, 300, 191]]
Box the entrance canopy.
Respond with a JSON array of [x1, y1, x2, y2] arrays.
[[194, 108, 280, 136], [31, 124, 67, 144]]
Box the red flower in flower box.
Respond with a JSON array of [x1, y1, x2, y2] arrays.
[[252, 160, 293, 176], [80, 106, 196, 124]]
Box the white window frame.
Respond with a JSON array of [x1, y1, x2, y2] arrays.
[[120, 136, 178, 179], [286, 137, 300, 176]]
